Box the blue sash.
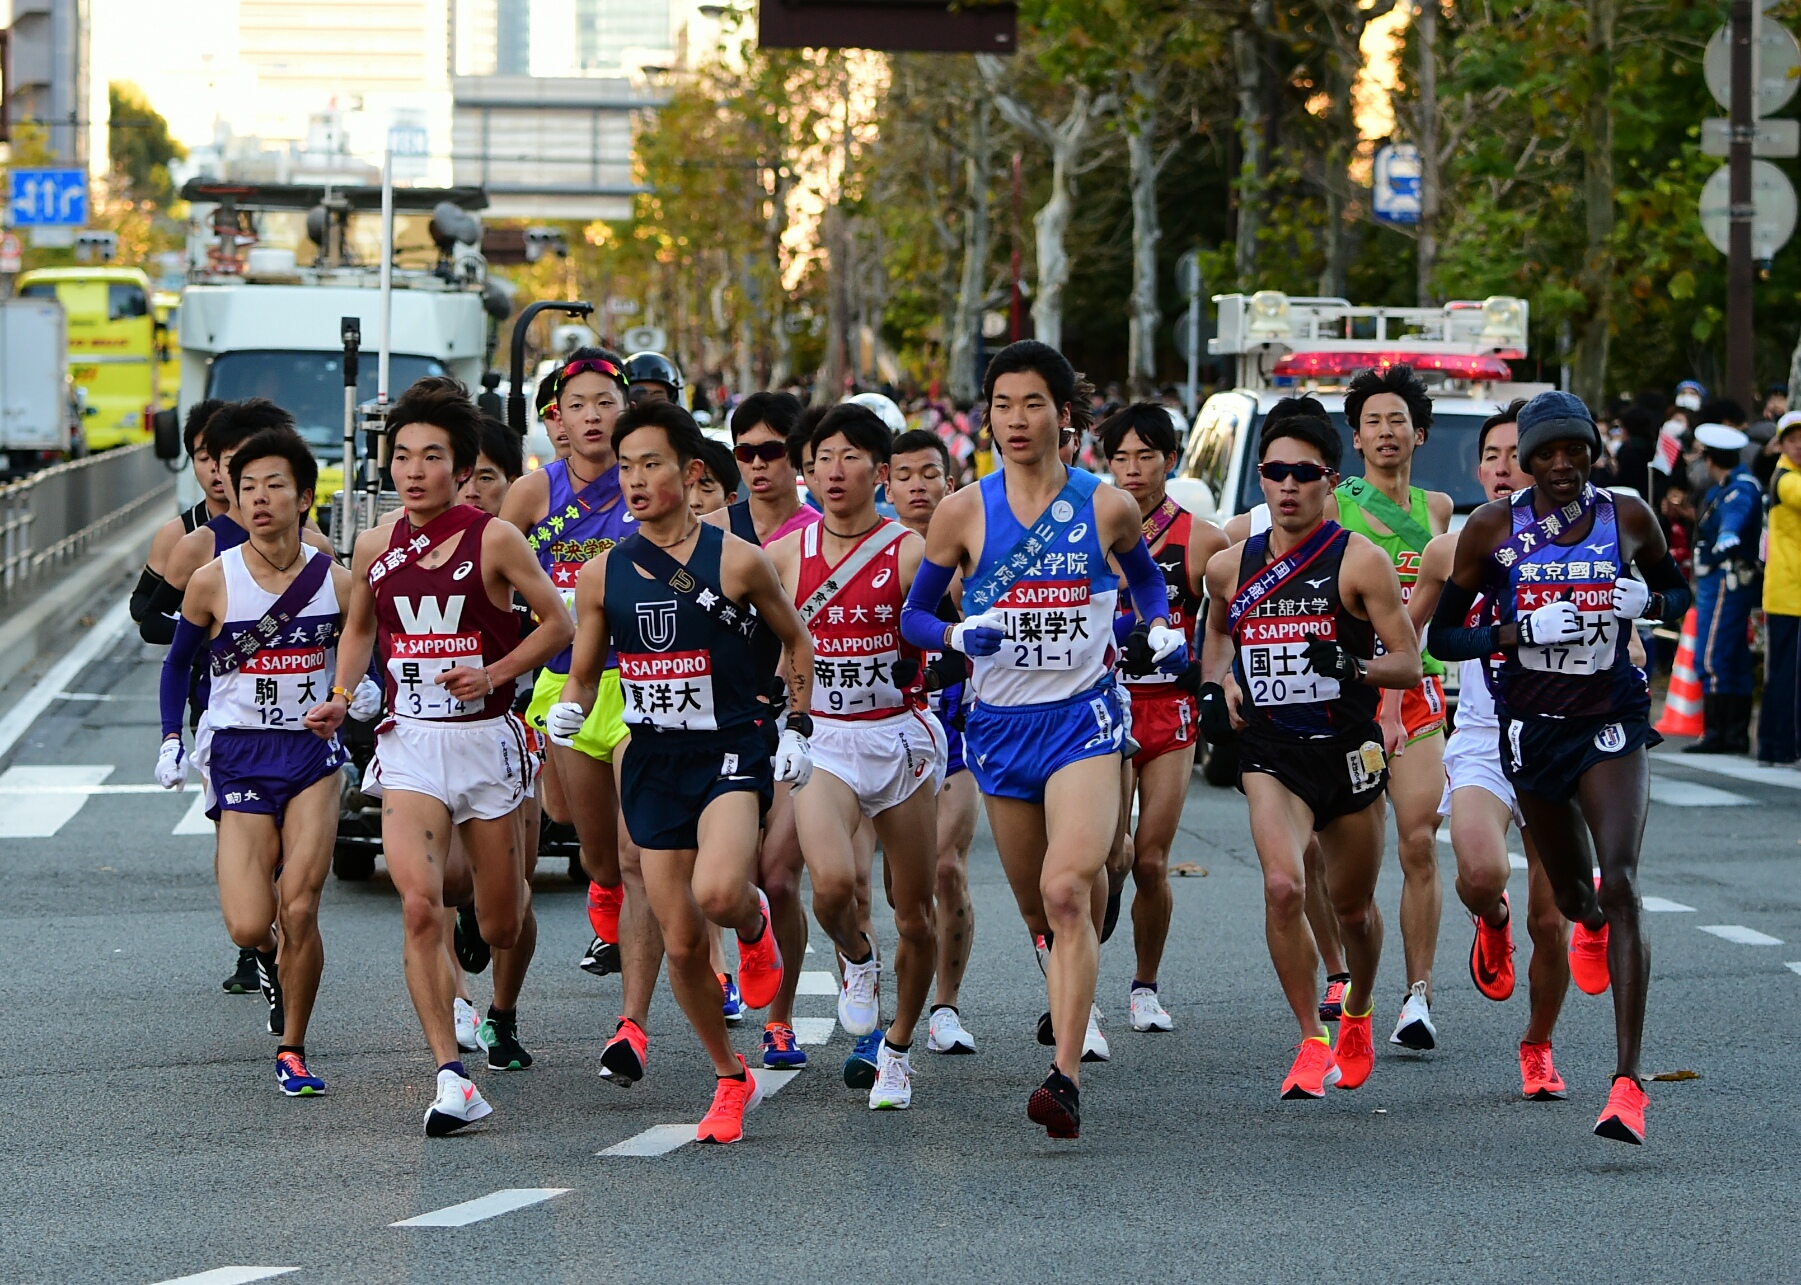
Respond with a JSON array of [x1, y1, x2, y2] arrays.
[[964, 473, 1093, 614]]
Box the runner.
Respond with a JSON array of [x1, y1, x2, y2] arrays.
[[156, 428, 351, 1096], [546, 399, 815, 1144], [1199, 407, 1421, 1101], [1336, 366, 1453, 1050], [307, 376, 572, 1136], [889, 427, 978, 1056], [1101, 403, 1227, 1032], [768, 404, 943, 1109], [134, 398, 228, 644], [1427, 390, 1692, 1144], [900, 340, 1190, 1138], [1407, 400, 1574, 1099]]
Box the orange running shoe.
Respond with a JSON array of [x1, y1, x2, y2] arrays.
[[1519, 1039, 1567, 1100], [1280, 1037, 1341, 1100], [1318, 975, 1349, 1022], [696, 1055, 765, 1144], [599, 1016, 649, 1087], [1594, 1074, 1647, 1145], [1335, 1011, 1375, 1090], [735, 889, 784, 1010], [1569, 919, 1610, 995], [588, 880, 624, 943], [1470, 892, 1517, 1002]]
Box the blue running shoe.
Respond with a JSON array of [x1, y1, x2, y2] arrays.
[[843, 1028, 881, 1090], [275, 1050, 324, 1096], [762, 1021, 807, 1069], [721, 973, 746, 1024]]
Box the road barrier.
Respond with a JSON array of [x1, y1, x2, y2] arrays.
[[0, 443, 175, 598]]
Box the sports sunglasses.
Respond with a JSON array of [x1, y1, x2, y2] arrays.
[[1259, 460, 1333, 484], [734, 440, 791, 463], [553, 357, 628, 396]]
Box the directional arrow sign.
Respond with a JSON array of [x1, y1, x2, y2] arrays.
[[8, 168, 88, 227]]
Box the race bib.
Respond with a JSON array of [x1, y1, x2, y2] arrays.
[[814, 630, 904, 717], [235, 646, 329, 729], [995, 578, 1095, 670], [1239, 614, 1340, 707], [1514, 581, 1617, 675], [389, 632, 482, 720], [619, 650, 717, 730]]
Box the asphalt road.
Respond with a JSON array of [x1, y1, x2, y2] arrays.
[[3, 595, 1800, 1284]]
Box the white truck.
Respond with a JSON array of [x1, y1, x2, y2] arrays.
[[0, 297, 81, 475]]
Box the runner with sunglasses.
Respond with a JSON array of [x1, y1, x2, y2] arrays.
[[1201, 412, 1420, 1101], [1426, 390, 1691, 1145]]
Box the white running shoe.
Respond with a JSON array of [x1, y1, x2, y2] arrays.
[[868, 1041, 914, 1110], [1081, 1004, 1110, 1063], [1389, 980, 1438, 1050], [1129, 986, 1173, 1033], [424, 1068, 492, 1137], [838, 954, 882, 1036], [926, 1006, 975, 1054], [454, 998, 480, 1052]]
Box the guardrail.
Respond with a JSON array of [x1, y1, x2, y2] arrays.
[[0, 443, 175, 598]]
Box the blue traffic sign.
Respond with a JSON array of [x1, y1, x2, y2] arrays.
[[9, 168, 88, 227], [1372, 145, 1421, 226]]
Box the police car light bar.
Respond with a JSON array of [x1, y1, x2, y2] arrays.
[[1270, 350, 1514, 380], [1211, 291, 1528, 359]]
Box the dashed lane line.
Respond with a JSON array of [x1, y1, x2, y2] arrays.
[[795, 970, 839, 996], [149, 1269, 297, 1285], [1641, 896, 1696, 912], [1786, 962, 1801, 977], [174, 790, 212, 835], [1699, 925, 1784, 946], [0, 765, 113, 836], [598, 1068, 800, 1157], [1649, 752, 1801, 791], [1647, 776, 1754, 807], [390, 1187, 570, 1228]]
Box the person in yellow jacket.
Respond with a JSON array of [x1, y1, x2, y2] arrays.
[[1759, 413, 1801, 764]]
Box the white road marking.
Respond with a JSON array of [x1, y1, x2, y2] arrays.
[[54, 691, 118, 701], [795, 970, 838, 995], [390, 1187, 570, 1228], [174, 791, 213, 835], [792, 1017, 836, 1044], [0, 595, 133, 762], [1786, 962, 1801, 977], [1641, 896, 1696, 912], [1699, 924, 1784, 946], [1648, 776, 1753, 807], [598, 1068, 799, 1158], [0, 765, 113, 836], [1650, 752, 1801, 791], [0, 782, 197, 795], [150, 1269, 297, 1285]]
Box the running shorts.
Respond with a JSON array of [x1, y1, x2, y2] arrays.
[[1438, 723, 1525, 830], [943, 718, 967, 777], [1128, 688, 1199, 767], [620, 721, 773, 851], [1499, 713, 1660, 804], [373, 714, 531, 823], [514, 712, 545, 797], [1237, 723, 1387, 831], [525, 666, 629, 762], [204, 727, 346, 824], [964, 684, 1125, 804], [811, 708, 946, 817], [1400, 674, 1448, 743]]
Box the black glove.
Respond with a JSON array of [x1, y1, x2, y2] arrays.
[[892, 657, 921, 689], [925, 648, 970, 691], [1121, 622, 1157, 678], [1173, 661, 1202, 694], [1301, 632, 1364, 684], [1197, 682, 1234, 744]]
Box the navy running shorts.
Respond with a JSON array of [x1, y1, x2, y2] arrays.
[[1236, 723, 1387, 831], [964, 684, 1124, 804], [1498, 713, 1661, 803], [620, 721, 774, 851], [207, 727, 346, 824]]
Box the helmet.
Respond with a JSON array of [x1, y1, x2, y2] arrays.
[[624, 351, 684, 394], [843, 391, 906, 435]]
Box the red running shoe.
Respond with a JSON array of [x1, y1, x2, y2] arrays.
[[1594, 1075, 1647, 1145], [1569, 919, 1610, 995], [1519, 1039, 1567, 1100], [735, 889, 784, 1010], [1318, 975, 1349, 1022], [600, 1016, 648, 1087], [588, 880, 624, 943], [1280, 1037, 1341, 1100], [1335, 1012, 1375, 1090], [1470, 892, 1517, 1001], [696, 1055, 764, 1144]]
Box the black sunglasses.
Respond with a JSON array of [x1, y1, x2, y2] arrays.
[[734, 440, 790, 464], [1259, 461, 1333, 484]]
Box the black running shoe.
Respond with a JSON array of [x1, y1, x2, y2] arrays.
[[1027, 1066, 1080, 1139], [455, 904, 491, 974], [1036, 1011, 1055, 1046], [222, 947, 259, 995], [256, 952, 284, 1037], [580, 935, 621, 977], [1100, 877, 1124, 944], [478, 1014, 533, 1071]]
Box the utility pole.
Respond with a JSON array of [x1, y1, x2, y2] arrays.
[[1009, 152, 1023, 342], [1728, 0, 1755, 409]]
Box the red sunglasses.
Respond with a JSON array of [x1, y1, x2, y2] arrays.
[[553, 357, 628, 395]]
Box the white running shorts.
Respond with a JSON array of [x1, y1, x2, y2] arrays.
[[811, 708, 947, 817], [374, 714, 530, 823], [1438, 723, 1526, 830]]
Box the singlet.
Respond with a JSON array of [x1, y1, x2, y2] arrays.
[[205, 546, 340, 732], [533, 459, 636, 674], [1120, 505, 1204, 693], [962, 468, 1119, 707], [1454, 592, 1503, 732], [727, 499, 820, 688], [796, 520, 921, 722], [190, 514, 252, 713], [1489, 488, 1647, 721], [1335, 482, 1444, 678], [181, 499, 210, 534], [603, 524, 764, 736], [1229, 524, 1378, 739], [372, 511, 519, 722], [206, 512, 249, 554]]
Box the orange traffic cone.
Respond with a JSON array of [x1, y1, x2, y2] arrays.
[[1655, 607, 1705, 737]]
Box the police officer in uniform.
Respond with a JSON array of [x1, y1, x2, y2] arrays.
[[1686, 422, 1763, 755]]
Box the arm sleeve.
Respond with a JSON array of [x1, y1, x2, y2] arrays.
[[160, 617, 208, 738], [130, 565, 162, 624], [140, 576, 185, 645], [1641, 550, 1691, 623], [902, 558, 957, 652], [1113, 609, 1138, 645], [1117, 538, 1171, 625], [1425, 579, 1500, 661]]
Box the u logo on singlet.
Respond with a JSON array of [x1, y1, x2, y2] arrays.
[[638, 600, 678, 652]]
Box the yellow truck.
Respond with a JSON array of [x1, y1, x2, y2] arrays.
[[16, 266, 160, 451], [153, 290, 181, 411]]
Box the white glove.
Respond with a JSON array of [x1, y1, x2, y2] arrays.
[[1713, 531, 1742, 554], [156, 737, 188, 790], [773, 727, 814, 789], [1519, 598, 1582, 647], [546, 700, 587, 746], [1147, 623, 1187, 664], [949, 610, 1007, 657], [349, 676, 383, 721], [1610, 577, 1651, 620]]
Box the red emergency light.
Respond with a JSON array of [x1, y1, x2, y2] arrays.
[[1270, 350, 1518, 380]]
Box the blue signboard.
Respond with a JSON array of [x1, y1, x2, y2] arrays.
[[1372, 145, 1421, 226], [9, 168, 89, 227]]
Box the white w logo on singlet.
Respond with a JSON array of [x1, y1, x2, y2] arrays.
[[395, 596, 466, 633]]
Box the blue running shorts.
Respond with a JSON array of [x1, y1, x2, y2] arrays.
[[963, 684, 1124, 804]]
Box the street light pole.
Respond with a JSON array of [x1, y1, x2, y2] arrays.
[[1728, 0, 1755, 408]]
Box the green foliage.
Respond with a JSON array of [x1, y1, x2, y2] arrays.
[[108, 82, 185, 207]]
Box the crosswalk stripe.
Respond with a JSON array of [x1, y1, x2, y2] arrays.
[[792, 1017, 836, 1045], [795, 970, 838, 995], [1649, 752, 1801, 791], [1699, 924, 1784, 946], [390, 1187, 570, 1228], [1786, 962, 1801, 977], [0, 765, 113, 836], [174, 791, 212, 835], [149, 1269, 298, 1285], [1641, 896, 1696, 912], [598, 1068, 799, 1158], [1648, 777, 1753, 807]]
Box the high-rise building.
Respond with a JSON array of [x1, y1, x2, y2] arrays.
[[575, 0, 671, 71], [495, 0, 530, 76], [4, 0, 104, 171]]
